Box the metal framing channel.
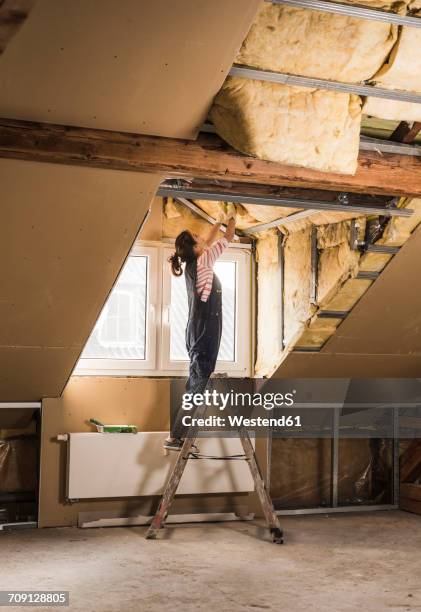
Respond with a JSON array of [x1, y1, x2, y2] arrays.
[[242, 209, 316, 235], [356, 270, 380, 280], [268, 0, 421, 28], [331, 407, 340, 508], [393, 407, 400, 507], [366, 244, 400, 254], [229, 65, 421, 105], [276, 504, 398, 515], [310, 225, 318, 305], [158, 185, 413, 218], [360, 136, 421, 158], [278, 233, 285, 352], [318, 311, 348, 319]]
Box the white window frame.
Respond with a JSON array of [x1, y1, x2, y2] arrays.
[[75, 241, 252, 377], [160, 246, 250, 374], [75, 245, 158, 375]]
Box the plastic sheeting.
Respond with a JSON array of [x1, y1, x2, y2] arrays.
[[271, 437, 393, 509], [0, 436, 38, 493]]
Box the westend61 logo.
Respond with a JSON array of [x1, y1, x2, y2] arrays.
[[181, 389, 296, 411]]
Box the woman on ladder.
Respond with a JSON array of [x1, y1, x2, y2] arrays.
[[164, 211, 236, 450]]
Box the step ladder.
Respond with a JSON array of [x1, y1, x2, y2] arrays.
[[145, 426, 283, 544]]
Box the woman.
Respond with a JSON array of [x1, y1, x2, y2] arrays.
[[164, 212, 236, 450]]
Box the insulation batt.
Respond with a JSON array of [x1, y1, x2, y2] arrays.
[[162, 198, 224, 239], [210, 77, 362, 174], [237, 5, 397, 82], [255, 232, 283, 375], [283, 227, 316, 347], [294, 199, 421, 351], [364, 11, 421, 122]]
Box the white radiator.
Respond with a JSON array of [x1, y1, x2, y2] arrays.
[[66, 432, 254, 500]]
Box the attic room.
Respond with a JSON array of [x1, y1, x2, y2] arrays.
[[1, 1, 421, 611]]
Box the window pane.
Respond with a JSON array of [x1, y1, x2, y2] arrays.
[[170, 261, 236, 362], [81, 256, 148, 359]]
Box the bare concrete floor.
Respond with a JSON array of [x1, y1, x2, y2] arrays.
[[1, 511, 421, 612]]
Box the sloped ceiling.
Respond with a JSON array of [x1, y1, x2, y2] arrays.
[[0, 0, 260, 400], [275, 224, 421, 378]]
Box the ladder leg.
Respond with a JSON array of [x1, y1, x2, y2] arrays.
[[239, 430, 283, 544], [145, 436, 197, 539]]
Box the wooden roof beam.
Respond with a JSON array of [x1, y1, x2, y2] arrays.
[[390, 121, 421, 144], [1, 118, 421, 197]]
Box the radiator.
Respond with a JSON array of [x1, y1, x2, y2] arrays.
[[66, 432, 254, 500]]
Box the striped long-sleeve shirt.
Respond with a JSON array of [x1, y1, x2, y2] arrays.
[[196, 237, 228, 302]]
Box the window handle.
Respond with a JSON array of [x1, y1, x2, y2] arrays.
[[150, 303, 156, 323], [164, 304, 171, 327]]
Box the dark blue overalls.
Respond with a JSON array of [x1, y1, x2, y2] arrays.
[[185, 257, 222, 389], [172, 257, 222, 438]]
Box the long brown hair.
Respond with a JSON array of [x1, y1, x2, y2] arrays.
[[168, 230, 197, 276]]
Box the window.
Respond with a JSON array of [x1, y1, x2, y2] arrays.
[[76, 241, 252, 376], [168, 259, 236, 362], [77, 245, 157, 373]]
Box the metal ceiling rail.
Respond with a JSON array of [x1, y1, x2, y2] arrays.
[[242, 209, 317, 234], [157, 184, 413, 218], [229, 65, 421, 105], [360, 135, 421, 157], [267, 0, 421, 28]]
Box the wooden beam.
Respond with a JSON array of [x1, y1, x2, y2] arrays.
[[0, 0, 36, 54], [1, 119, 421, 196], [390, 121, 421, 144]]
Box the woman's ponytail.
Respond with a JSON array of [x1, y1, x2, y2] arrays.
[[169, 253, 183, 277], [168, 230, 197, 277]]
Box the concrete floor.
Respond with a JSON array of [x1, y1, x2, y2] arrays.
[[1, 511, 421, 612]]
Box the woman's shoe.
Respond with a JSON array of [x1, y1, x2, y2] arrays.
[[163, 438, 184, 451]]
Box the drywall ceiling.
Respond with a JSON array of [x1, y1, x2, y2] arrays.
[[275, 224, 421, 377], [0, 0, 260, 137], [0, 158, 160, 400]]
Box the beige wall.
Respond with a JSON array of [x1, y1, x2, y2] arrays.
[[0, 158, 160, 401], [40, 376, 254, 527]]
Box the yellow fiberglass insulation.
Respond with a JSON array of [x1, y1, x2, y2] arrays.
[[255, 232, 283, 375], [364, 21, 421, 122], [237, 5, 397, 82], [293, 199, 421, 351], [283, 226, 316, 348], [316, 221, 364, 307], [162, 198, 224, 240], [210, 77, 362, 175]]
